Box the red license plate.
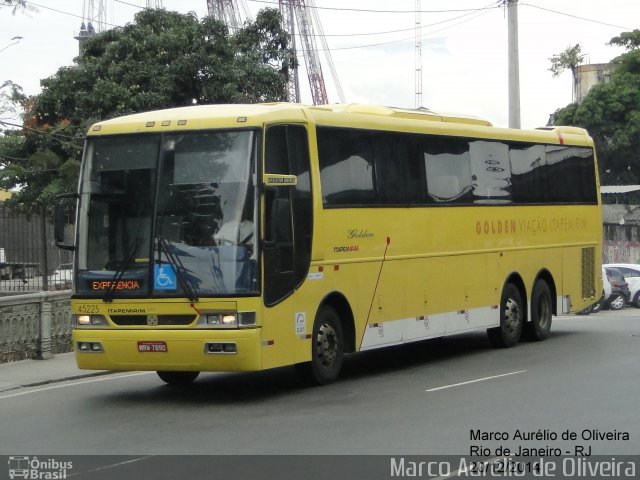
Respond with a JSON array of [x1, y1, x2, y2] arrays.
[[137, 341, 168, 353]]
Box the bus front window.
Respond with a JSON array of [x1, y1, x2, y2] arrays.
[[76, 130, 259, 298], [154, 131, 258, 296]]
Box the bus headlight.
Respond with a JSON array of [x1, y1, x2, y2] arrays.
[[197, 312, 256, 328], [197, 313, 236, 328], [75, 314, 108, 327]]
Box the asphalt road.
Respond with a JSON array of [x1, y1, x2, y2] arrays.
[[1, 309, 638, 457]]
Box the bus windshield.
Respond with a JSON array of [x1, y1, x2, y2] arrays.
[[76, 130, 259, 298]]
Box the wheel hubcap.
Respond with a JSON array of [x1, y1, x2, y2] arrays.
[[316, 323, 338, 367], [504, 297, 521, 333], [538, 296, 550, 327]]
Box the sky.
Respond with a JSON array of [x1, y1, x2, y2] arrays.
[[0, 0, 637, 129]]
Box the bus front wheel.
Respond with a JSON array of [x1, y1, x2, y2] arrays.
[[157, 371, 200, 385], [488, 283, 523, 348], [296, 305, 345, 385]]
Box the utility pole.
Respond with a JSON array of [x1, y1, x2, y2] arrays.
[[507, 0, 521, 128], [415, 0, 422, 108]]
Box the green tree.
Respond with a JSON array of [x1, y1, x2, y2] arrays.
[[608, 29, 640, 76], [0, 1, 38, 16], [0, 80, 21, 121], [608, 29, 640, 51], [553, 32, 640, 184], [0, 8, 294, 212], [549, 44, 585, 102]]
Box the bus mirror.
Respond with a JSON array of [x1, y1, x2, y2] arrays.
[[263, 173, 297, 187], [53, 192, 78, 251]]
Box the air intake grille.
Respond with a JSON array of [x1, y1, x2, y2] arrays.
[[581, 247, 596, 298], [110, 315, 196, 326]]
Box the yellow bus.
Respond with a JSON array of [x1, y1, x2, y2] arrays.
[[55, 103, 602, 385]]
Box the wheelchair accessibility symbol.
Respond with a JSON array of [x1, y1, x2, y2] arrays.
[[154, 264, 177, 290]]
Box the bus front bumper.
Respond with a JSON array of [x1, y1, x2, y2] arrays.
[[73, 328, 262, 372]]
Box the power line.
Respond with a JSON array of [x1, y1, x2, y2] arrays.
[[24, 1, 122, 29], [319, 8, 495, 52], [0, 120, 84, 144], [247, 0, 499, 15], [520, 3, 633, 31], [0, 152, 30, 162], [293, 2, 499, 38], [112, 0, 148, 11]]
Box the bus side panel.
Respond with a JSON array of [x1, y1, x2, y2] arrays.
[[358, 259, 406, 348], [562, 245, 597, 314], [260, 295, 297, 371], [403, 257, 447, 341]]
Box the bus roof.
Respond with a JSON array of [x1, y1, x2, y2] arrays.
[[86, 102, 592, 145]]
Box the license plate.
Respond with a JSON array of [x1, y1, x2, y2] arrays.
[[137, 341, 168, 353]]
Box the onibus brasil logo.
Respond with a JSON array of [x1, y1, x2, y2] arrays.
[[8, 456, 72, 480]]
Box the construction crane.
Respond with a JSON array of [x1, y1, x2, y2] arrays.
[[210, 0, 343, 105], [74, 0, 108, 54], [279, 0, 344, 105], [207, 0, 250, 32], [74, 1, 162, 54]]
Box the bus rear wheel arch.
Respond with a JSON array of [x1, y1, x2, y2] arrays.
[[488, 282, 524, 348]]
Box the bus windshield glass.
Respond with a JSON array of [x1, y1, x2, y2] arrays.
[[76, 130, 259, 298]]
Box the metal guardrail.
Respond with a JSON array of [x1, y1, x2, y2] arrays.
[[0, 205, 73, 295], [0, 290, 73, 363]]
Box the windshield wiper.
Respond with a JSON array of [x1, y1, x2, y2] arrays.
[[157, 237, 198, 302], [103, 237, 141, 303]]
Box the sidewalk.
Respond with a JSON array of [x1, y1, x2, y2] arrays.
[[0, 353, 110, 393]]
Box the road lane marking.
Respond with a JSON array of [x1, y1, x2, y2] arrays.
[[0, 372, 153, 400], [67, 456, 153, 478], [426, 370, 526, 392]]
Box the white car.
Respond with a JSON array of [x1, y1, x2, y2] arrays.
[[588, 266, 613, 313], [602, 265, 612, 301], [603, 263, 640, 308], [48, 263, 73, 288]]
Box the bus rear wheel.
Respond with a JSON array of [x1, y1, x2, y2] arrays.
[[157, 371, 200, 385], [524, 280, 552, 341], [488, 283, 523, 348], [296, 305, 344, 386]]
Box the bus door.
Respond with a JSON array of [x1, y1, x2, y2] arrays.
[[262, 124, 313, 368]]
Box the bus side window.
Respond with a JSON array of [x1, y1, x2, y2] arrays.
[[373, 132, 424, 205], [317, 127, 376, 206], [424, 137, 473, 204]]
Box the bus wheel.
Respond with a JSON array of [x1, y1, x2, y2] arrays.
[[297, 305, 344, 385], [525, 281, 552, 341], [488, 283, 523, 348], [156, 371, 200, 385]]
